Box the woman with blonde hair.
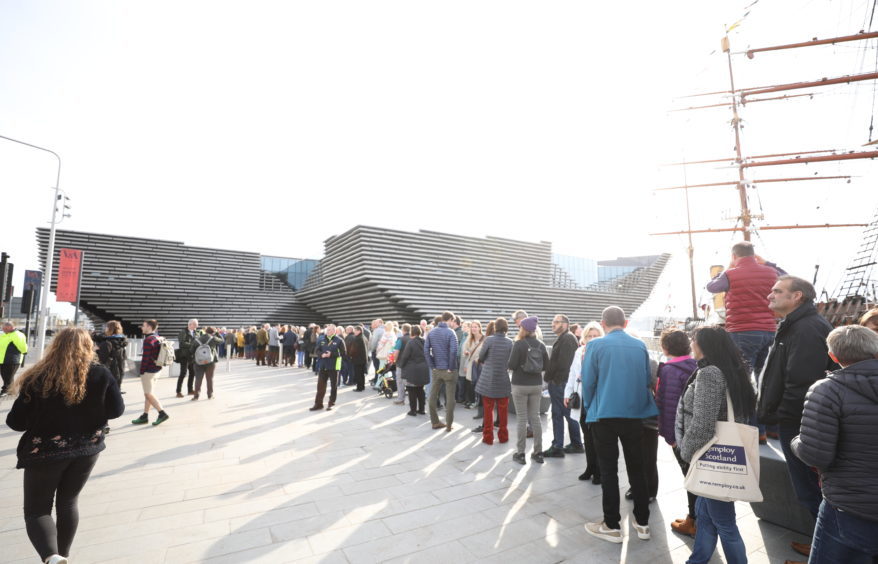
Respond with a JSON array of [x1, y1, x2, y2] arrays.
[[6, 328, 125, 564], [376, 321, 398, 371], [564, 321, 604, 483], [463, 320, 485, 408]]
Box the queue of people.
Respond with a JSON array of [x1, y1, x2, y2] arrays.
[[3, 243, 878, 563]]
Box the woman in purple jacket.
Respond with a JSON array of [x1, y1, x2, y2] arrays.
[[653, 329, 698, 537]]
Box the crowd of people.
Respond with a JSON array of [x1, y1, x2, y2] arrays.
[[2, 241, 878, 563]]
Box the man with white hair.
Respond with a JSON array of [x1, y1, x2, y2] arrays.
[[310, 324, 346, 412], [792, 325, 878, 563], [0, 321, 28, 396], [176, 319, 201, 398]]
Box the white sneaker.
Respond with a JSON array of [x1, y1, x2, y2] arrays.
[[44, 556, 68, 564], [585, 521, 623, 543], [633, 522, 651, 540]]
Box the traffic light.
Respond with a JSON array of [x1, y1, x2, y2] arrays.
[[0, 252, 11, 304], [21, 288, 35, 315]]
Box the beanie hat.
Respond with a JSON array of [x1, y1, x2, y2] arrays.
[[520, 316, 539, 333]]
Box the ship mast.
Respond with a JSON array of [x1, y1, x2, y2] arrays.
[[722, 34, 753, 241], [653, 29, 878, 319]]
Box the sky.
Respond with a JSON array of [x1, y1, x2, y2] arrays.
[[2, 0, 877, 321]]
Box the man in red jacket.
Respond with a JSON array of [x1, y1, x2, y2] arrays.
[[707, 241, 785, 384]]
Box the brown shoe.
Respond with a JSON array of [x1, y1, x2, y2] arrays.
[[790, 541, 811, 557], [446, 424, 453, 432], [432, 423, 446, 430], [670, 516, 696, 537], [176, 393, 184, 398]]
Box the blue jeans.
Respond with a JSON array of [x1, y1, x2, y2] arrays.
[[779, 423, 822, 518], [340, 357, 352, 384], [728, 331, 773, 434], [727, 330, 773, 376], [687, 497, 747, 564], [548, 382, 581, 448], [811, 500, 878, 563]]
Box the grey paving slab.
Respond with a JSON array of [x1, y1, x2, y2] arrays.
[[0, 360, 804, 563]]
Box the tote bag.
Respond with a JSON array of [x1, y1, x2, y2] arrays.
[[684, 392, 763, 503]]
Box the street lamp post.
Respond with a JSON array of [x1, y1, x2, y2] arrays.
[[0, 134, 61, 360]]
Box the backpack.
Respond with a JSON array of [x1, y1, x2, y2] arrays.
[[107, 340, 127, 379], [522, 341, 544, 373], [156, 337, 176, 367], [194, 337, 214, 365]]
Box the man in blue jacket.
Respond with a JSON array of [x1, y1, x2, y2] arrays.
[[425, 311, 459, 432], [582, 306, 658, 545]]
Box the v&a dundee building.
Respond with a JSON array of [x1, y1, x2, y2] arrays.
[[37, 226, 669, 338]]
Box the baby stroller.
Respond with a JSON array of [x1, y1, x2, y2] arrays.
[[371, 357, 398, 398]]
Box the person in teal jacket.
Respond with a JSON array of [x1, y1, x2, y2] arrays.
[[1, 322, 28, 396], [582, 306, 658, 546]]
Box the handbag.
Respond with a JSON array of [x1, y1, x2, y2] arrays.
[[568, 390, 581, 410], [684, 391, 763, 503]]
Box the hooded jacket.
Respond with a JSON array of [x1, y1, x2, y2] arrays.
[[655, 357, 697, 445], [791, 358, 878, 523], [757, 302, 836, 426]]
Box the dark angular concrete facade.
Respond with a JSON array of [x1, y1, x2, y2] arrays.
[[37, 226, 669, 340], [296, 226, 670, 340], [37, 228, 324, 336]]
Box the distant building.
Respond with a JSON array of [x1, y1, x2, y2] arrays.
[[38, 226, 670, 340]]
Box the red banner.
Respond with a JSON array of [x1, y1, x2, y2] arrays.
[[56, 248, 83, 302]]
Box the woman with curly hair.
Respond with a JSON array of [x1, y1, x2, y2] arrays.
[[6, 327, 125, 564]]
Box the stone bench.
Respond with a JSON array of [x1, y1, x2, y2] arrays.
[[750, 440, 816, 536]]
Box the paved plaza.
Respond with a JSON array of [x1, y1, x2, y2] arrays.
[[0, 360, 809, 563]]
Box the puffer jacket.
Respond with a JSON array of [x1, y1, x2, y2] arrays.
[[791, 358, 878, 523], [476, 332, 513, 398], [757, 302, 836, 426], [655, 357, 697, 445]]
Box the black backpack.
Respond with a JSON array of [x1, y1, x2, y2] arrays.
[[522, 341, 544, 373]]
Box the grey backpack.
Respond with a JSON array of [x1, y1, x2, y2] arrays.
[[194, 337, 213, 365]]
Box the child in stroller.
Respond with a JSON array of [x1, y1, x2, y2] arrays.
[[371, 353, 398, 398]]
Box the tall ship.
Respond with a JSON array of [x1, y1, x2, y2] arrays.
[[646, 2, 878, 328]]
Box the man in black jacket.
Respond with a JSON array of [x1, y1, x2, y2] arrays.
[[310, 325, 346, 412], [176, 319, 201, 398], [791, 325, 878, 563], [758, 275, 835, 559], [542, 314, 583, 458]]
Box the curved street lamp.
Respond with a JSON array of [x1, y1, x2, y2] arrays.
[[0, 134, 61, 360]]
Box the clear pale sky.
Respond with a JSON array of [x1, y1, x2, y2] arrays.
[[2, 1, 876, 320]]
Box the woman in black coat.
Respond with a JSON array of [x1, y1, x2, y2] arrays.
[[93, 320, 127, 389], [347, 325, 370, 392], [398, 326, 429, 416], [6, 328, 125, 564]]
